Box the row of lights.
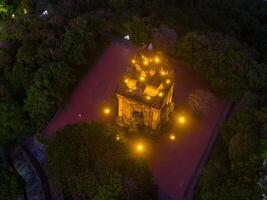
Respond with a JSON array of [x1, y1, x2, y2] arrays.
[[102, 106, 188, 155], [140, 76, 171, 84], [138, 76, 171, 84], [131, 56, 160, 66], [124, 77, 169, 99], [145, 92, 164, 100]]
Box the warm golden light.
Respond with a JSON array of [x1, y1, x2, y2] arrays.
[[169, 134, 176, 141], [116, 135, 120, 141], [155, 57, 160, 63], [177, 116, 186, 124], [161, 71, 166, 76], [136, 143, 144, 153], [140, 76, 145, 81], [143, 60, 148, 65], [166, 79, 171, 84], [124, 78, 128, 83], [158, 92, 164, 97], [146, 96, 151, 100], [131, 59, 136, 64], [103, 107, 111, 115]]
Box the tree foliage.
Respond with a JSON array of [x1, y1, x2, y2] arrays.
[[198, 0, 267, 64], [198, 107, 265, 200], [46, 122, 157, 199], [0, 164, 24, 200], [24, 62, 75, 130], [176, 31, 267, 101], [0, 99, 29, 145], [0, 2, 103, 136]]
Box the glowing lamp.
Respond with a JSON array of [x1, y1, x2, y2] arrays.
[[143, 60, 148, 65], [155, 57, 160, 63], [131, 59, 136, 64], [177, 116, 186, 124], [136, 143, 144, 153], [124, 35, 130, 40], [43, 10, 48, 15], [158, 92, 164, 97], [140, 76, 145, 81], [166, 79, 171, 84], [146, 96, 151, 100], [169, 134, 176, 141], [12, 14, 15, 18], [116, 135, 120, 141], [103, 107, 111, 115], [124, 78, 128, 83]]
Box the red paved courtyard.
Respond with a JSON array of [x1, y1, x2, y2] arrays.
[[44, 42, 226, 200]]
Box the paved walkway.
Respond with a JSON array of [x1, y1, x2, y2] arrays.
[[44, 42, 226, 200], [44, 42, 136, 136], [147, 63, 225, 200]]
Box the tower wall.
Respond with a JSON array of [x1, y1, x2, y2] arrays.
[[116, 94, 161, 130]]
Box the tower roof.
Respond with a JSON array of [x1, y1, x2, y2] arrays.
[[116, 48, 174, 109]]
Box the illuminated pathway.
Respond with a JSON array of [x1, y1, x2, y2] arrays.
[[148, 63, 226, 200], [44, 42, 226, 200]]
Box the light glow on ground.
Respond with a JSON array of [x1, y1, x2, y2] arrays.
[[177, 115, 186, 125], [136, 143, 145, 153], [103, 107, 111, 115], [116, 135, 120, 141], [169, 134, 176, 141]]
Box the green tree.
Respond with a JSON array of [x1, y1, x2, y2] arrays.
[[198, 0, 267, 64], [199, 107, 264, 200], [228, 132, 259, 162], [199, 140, 229, 200], [24, 62, 75, 130], [176, 31, 267, 101], [0, 164, 24, 200], [46, 122, 157, 199], [62, 17, 96, 66], [220, 155, 261, 200], [13, 44, 38, 89], [122, 16, 151, 43], [93, 173, 123, 200], [0, 99, 29, 145]]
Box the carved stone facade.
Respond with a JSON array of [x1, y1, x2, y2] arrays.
[[116, 46, 175, 130]]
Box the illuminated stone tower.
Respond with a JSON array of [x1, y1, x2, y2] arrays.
[[116, 46, 175, 130]]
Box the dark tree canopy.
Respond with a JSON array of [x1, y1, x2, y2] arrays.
[[0, 99, 29, 145], [175, 31, 267, 101], [0, 164, 24, 200], [198, 107, 265, 200], [46, 122, 157, 199]]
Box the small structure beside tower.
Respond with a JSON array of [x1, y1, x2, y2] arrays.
[[116, 44, 175, 130]]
